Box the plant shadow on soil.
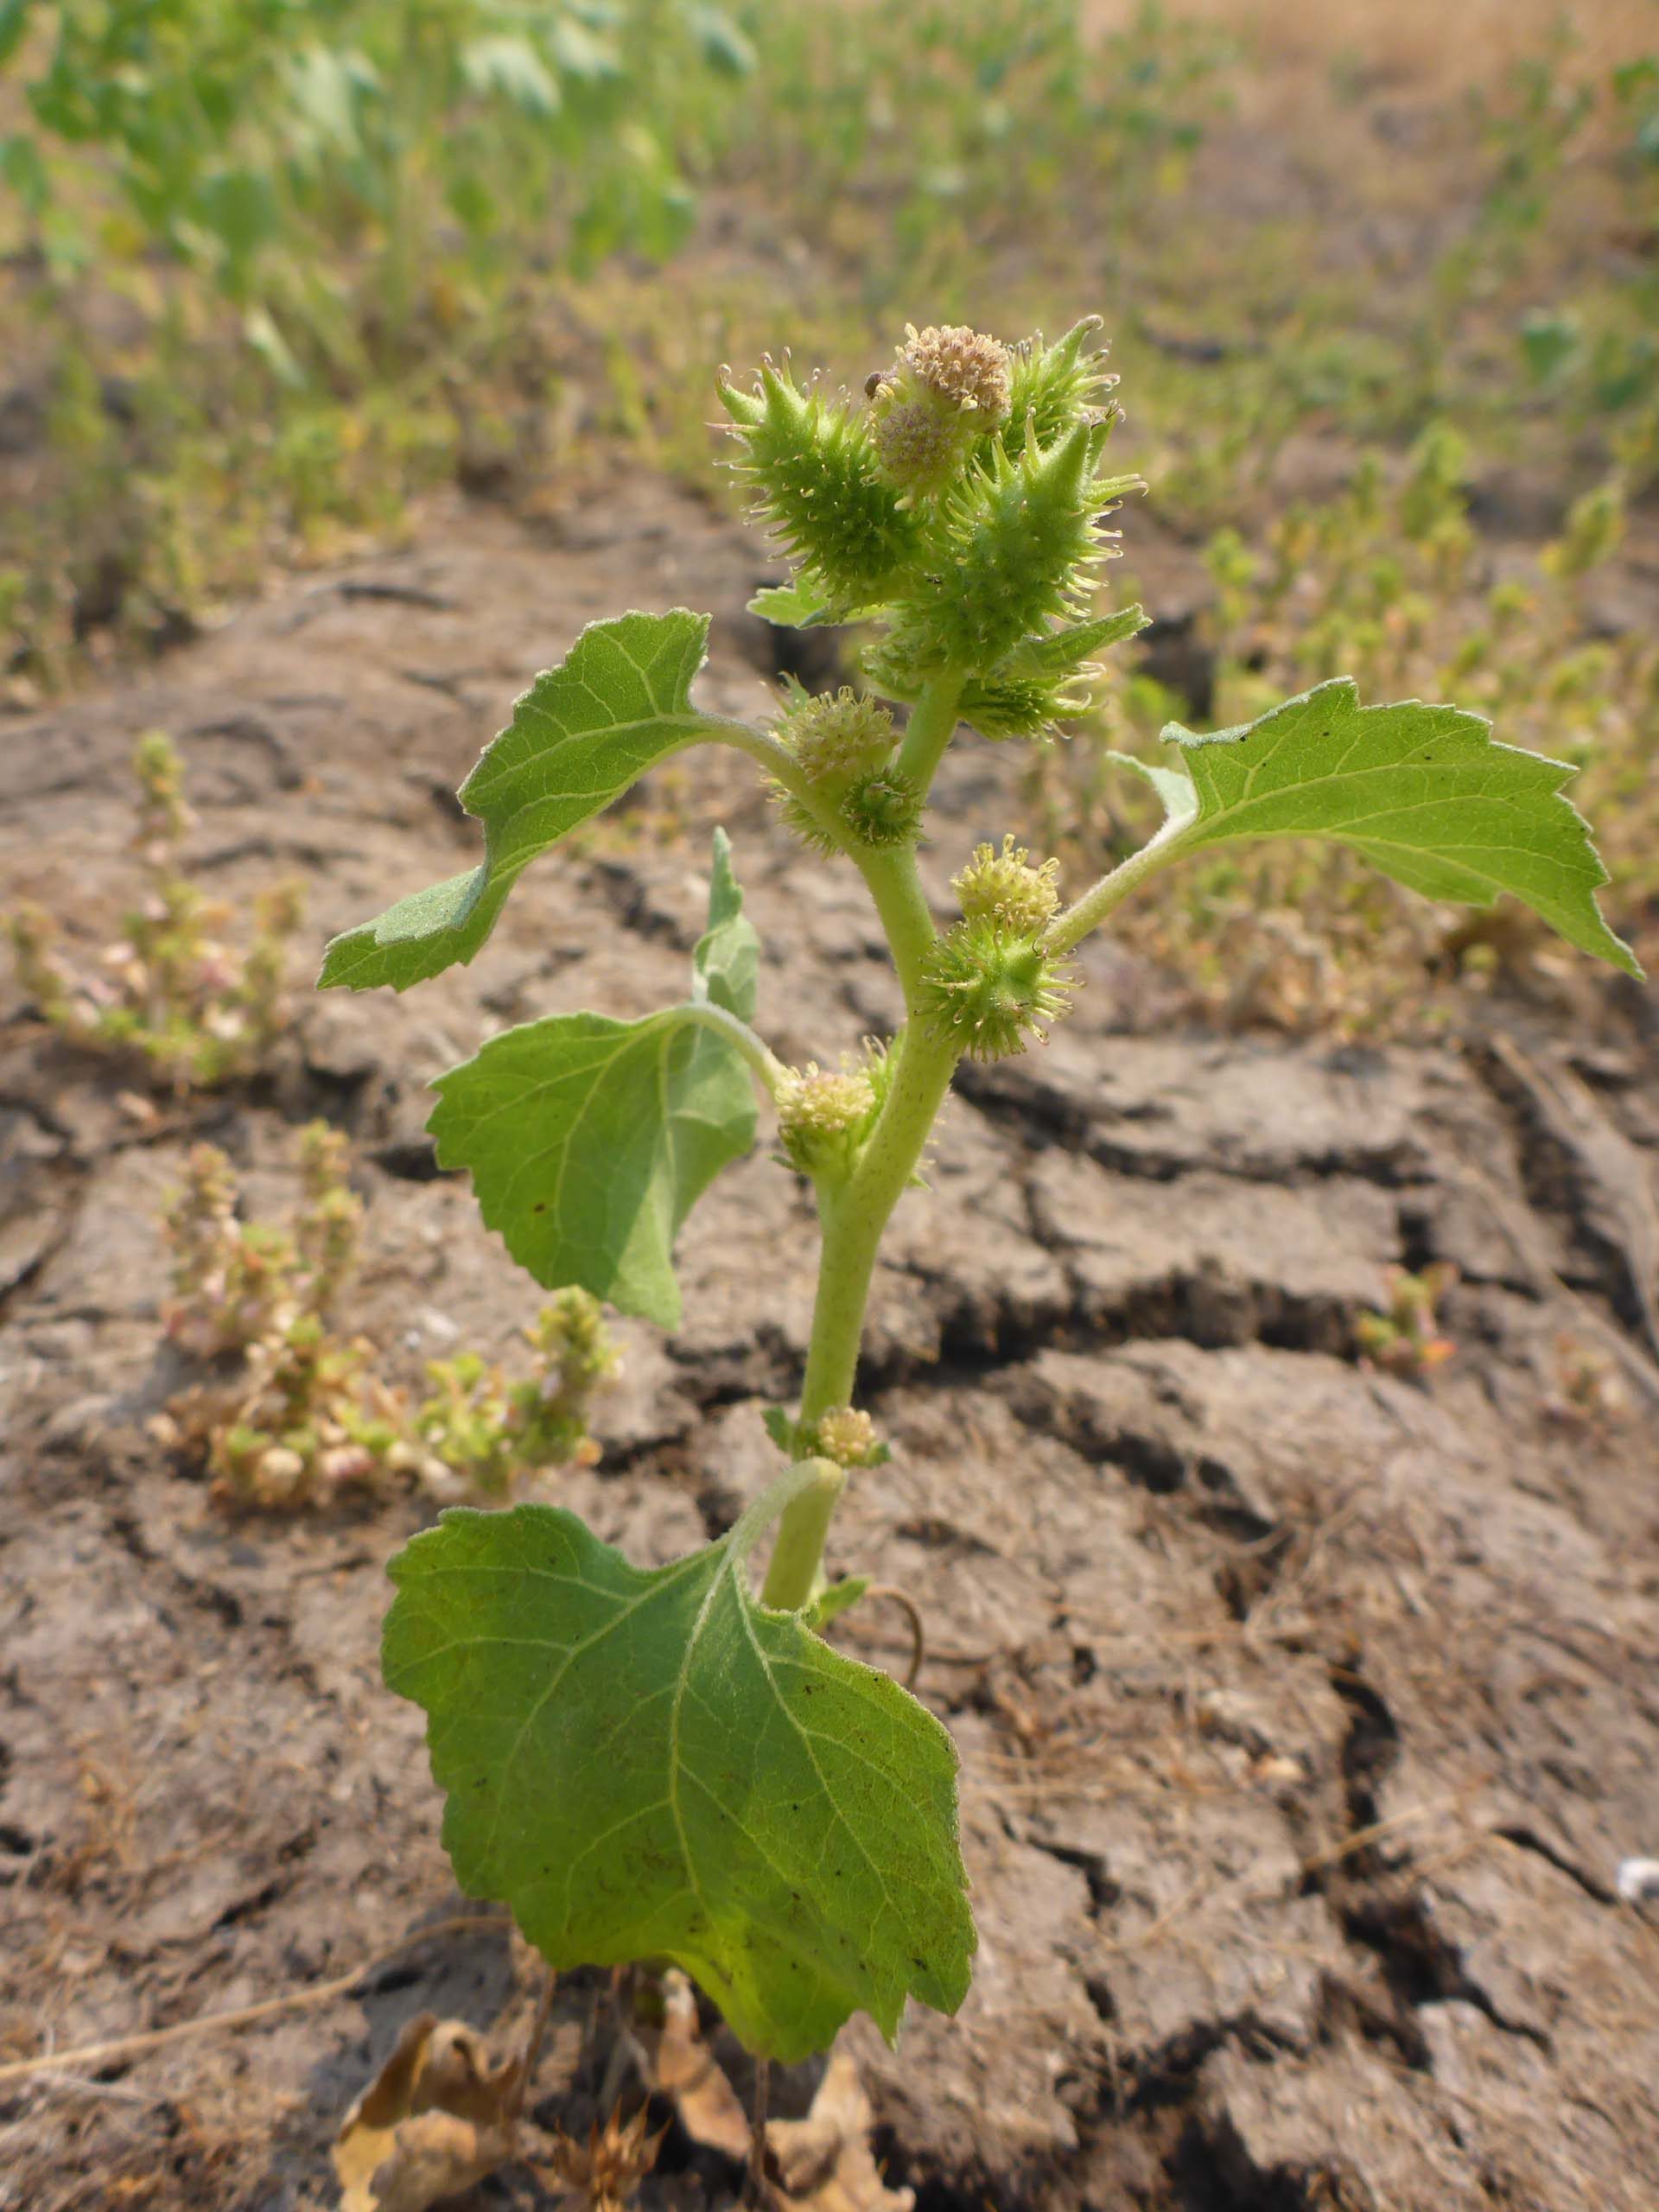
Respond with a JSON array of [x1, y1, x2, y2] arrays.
[[3, 484, 1658, 2211]]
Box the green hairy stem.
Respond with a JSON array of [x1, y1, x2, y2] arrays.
[[796, 1018, 961, 1427], [1046, 808, 1192, 956], [895, 677, 964, 798], [321, 314, 1638, 2069]]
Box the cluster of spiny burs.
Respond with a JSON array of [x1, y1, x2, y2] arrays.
[[720, 317, 1143, 1062]]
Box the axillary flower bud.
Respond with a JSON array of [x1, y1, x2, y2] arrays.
[[770, 688, 896, 852], [918, 917, 1077, 1061], [952, 836, 1062, 933], [841, 766, 922, 849], [806, 1406, 887, 1470], [868, 322, 1013, 498], [779, 687, 894, 783], [775, 1060, 879, 1179]]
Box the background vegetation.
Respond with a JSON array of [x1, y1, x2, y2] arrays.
[[3, 0, 1656, 1022]]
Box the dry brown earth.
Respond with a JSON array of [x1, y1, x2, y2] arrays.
[[3, 485, 1657, 2211]]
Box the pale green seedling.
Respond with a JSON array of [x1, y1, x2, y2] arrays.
[[321, 318, 1637, 2066]]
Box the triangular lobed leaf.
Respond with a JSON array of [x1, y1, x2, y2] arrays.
[[384, 1467, 976, 2062], [1161, 678, 1639, 976], [319, 611, 728, 992], [428, 1007, 754, 1328], [428, 834, 763, 1325]]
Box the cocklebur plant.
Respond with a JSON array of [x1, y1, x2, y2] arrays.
[[318, 318, 1640, 2067]]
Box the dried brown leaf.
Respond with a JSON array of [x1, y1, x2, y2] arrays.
[[632, 1969, 753, 2162], [333, 2012, 522, 2212], [769, 2054, 913, 2212]]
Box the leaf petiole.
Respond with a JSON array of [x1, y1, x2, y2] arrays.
[[1045, 809, 1195, 956], [674, 997, 790, 1099]]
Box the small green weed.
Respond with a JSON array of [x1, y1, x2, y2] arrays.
[[156, 1122, 616, 1508], [1355, 1264, 1458, 1381], [9, 732, 302, 1087]]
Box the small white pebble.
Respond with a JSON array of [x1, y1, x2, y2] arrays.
[[1616, 1858, 1659, 1901]]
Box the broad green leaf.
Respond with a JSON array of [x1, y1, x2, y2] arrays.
[[195, 166, 280, 264], [383, 1463, 975, 2061], [692, 826, 759, 1023], [428, 836, 761, 1326], [283, 44, 369, 157], [0, 130, 49, 214], [682, 3, 757, 79], [0, 3, 32, 73], [429, 1007, 753, 1328], [319, 612, 728, 992], [1147, 679, 1639, 976], [549, 16, 620, 81]]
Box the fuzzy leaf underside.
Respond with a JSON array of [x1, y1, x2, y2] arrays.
[[1151, 679, 1638, 976], [383, 1470, 976, 2062], [428, 1007, 753, 1328], [318, 611, 725, 992]]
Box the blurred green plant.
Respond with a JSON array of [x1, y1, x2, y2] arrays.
[[1463, 27, 1596, 247], [0, 0, 1243, 683], [719, 0, 1228, 279], [1355, 1264, 1458, 1381], [414, 1290, 619, 1497], [3, 0, 1655, 1071], [2, 0, 753, 363]]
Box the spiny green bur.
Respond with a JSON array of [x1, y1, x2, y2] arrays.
[[321, 315, 1638, 2065]]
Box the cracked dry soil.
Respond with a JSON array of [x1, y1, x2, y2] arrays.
[[3, 485, 1658, 2212]]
